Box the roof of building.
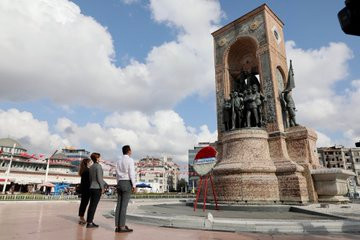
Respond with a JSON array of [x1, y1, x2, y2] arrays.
[[0, 138, 24, 149], [51, 153, 68, 160]]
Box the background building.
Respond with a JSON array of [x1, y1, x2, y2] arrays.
[[317, 145, 360, 191], [135, 156, 179, 193], [188, 142, 209, 193], [0, 138, 116, 193], [61, 147, 115, 177], [61, 147, 89, 164]]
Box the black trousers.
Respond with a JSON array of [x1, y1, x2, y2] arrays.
[[78, 191, 90, 217], [86, 189, 102, 223]]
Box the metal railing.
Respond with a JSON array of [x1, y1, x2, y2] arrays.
[[102, 194, 195, 200], [0, 194, 79, 201], [132, 194, 195, 199], [0, 193, 195, 201]]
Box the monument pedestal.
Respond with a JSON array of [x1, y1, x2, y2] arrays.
[[311, 168, 355, 203], [213, 129, 280, 203], [285, 126, 320, 202]]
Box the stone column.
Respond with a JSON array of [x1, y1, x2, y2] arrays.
[[285, 126, 319, 202]]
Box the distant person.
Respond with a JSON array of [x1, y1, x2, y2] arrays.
[[114, 145, 136, 233], [77, 157, 92, 225], [86, 152, 107, 228]]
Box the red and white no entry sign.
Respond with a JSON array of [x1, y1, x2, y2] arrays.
[[193, 146, 217, 176]]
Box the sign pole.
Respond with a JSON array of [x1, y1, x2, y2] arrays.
[[203, 176, 209, 212], [193, 177, 203, 211], [209, 174, 219, 210]]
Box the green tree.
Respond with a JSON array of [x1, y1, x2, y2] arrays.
[[177, 178, 187, 192]]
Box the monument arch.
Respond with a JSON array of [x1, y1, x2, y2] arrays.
[[223, 36, 260, 99]]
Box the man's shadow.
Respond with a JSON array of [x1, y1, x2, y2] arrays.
[[58, 214, 114, 232]]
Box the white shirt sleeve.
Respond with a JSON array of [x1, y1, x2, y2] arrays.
[[128, 158, 136, 188], [115, 159, 120, 182]]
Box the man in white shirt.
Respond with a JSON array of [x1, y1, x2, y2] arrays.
[[114, 145, 136, 233]]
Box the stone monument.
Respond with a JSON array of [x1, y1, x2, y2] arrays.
[[210, 4, 353, 204]]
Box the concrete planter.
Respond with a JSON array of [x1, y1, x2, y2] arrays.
[[311, 168, 355, 203]]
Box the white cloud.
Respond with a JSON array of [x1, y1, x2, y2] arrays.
[[0, 0, 222, 111], [121, 0, 140, 4], [286, 41, 360, 147], [0, 108, 216, 163], [316, 131, 332, 147], [56, 110, 217, 162], [0, 109, 69, 154], [0, 0, 217, 163], [149, 0, 222, 35]]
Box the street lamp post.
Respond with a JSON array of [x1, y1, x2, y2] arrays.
[[2, 143, 16, 194]]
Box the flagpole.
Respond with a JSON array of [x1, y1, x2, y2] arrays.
[[2, 143, 16, 194], [43, 150, 58, 192]]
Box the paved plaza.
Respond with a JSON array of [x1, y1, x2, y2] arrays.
[[1, 200, 360, 240]]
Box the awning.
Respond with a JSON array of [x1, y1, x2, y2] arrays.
[[136, 182, 152, 188], [0, 178, 15, 182], [15, 179, 42, 185], [38, 182, 55, 187], [0, 178, 16, 184]]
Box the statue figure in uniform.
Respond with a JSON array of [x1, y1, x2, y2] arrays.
[[230, 91, 237, 130], [281, 60, 299, 128], [283, 90, 298, 127], [233, 92, 244, 129], [252, 84, 266, 127], [222, 99, 232, 131], [244, 88, 258, 127]]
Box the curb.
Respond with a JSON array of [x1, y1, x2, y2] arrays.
[[290, 206, 349, 220], [124, 212, 360, 233]]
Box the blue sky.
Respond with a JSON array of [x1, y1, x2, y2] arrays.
[[68, 0, 360, 131], [0, 0, 359, 161]]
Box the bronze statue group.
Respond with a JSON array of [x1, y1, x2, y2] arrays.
[[223, 60, 298, 131], [223, 71, 267, 130]]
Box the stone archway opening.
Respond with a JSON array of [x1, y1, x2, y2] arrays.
[[225, 37, 260, 97]]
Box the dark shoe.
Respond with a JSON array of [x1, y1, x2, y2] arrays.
[[86, 223, 99, 228], [116, 226, 133, 232], [125, 226, 133, 232], [125, 225, 133, 232], [78, 219, 86, 225]]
